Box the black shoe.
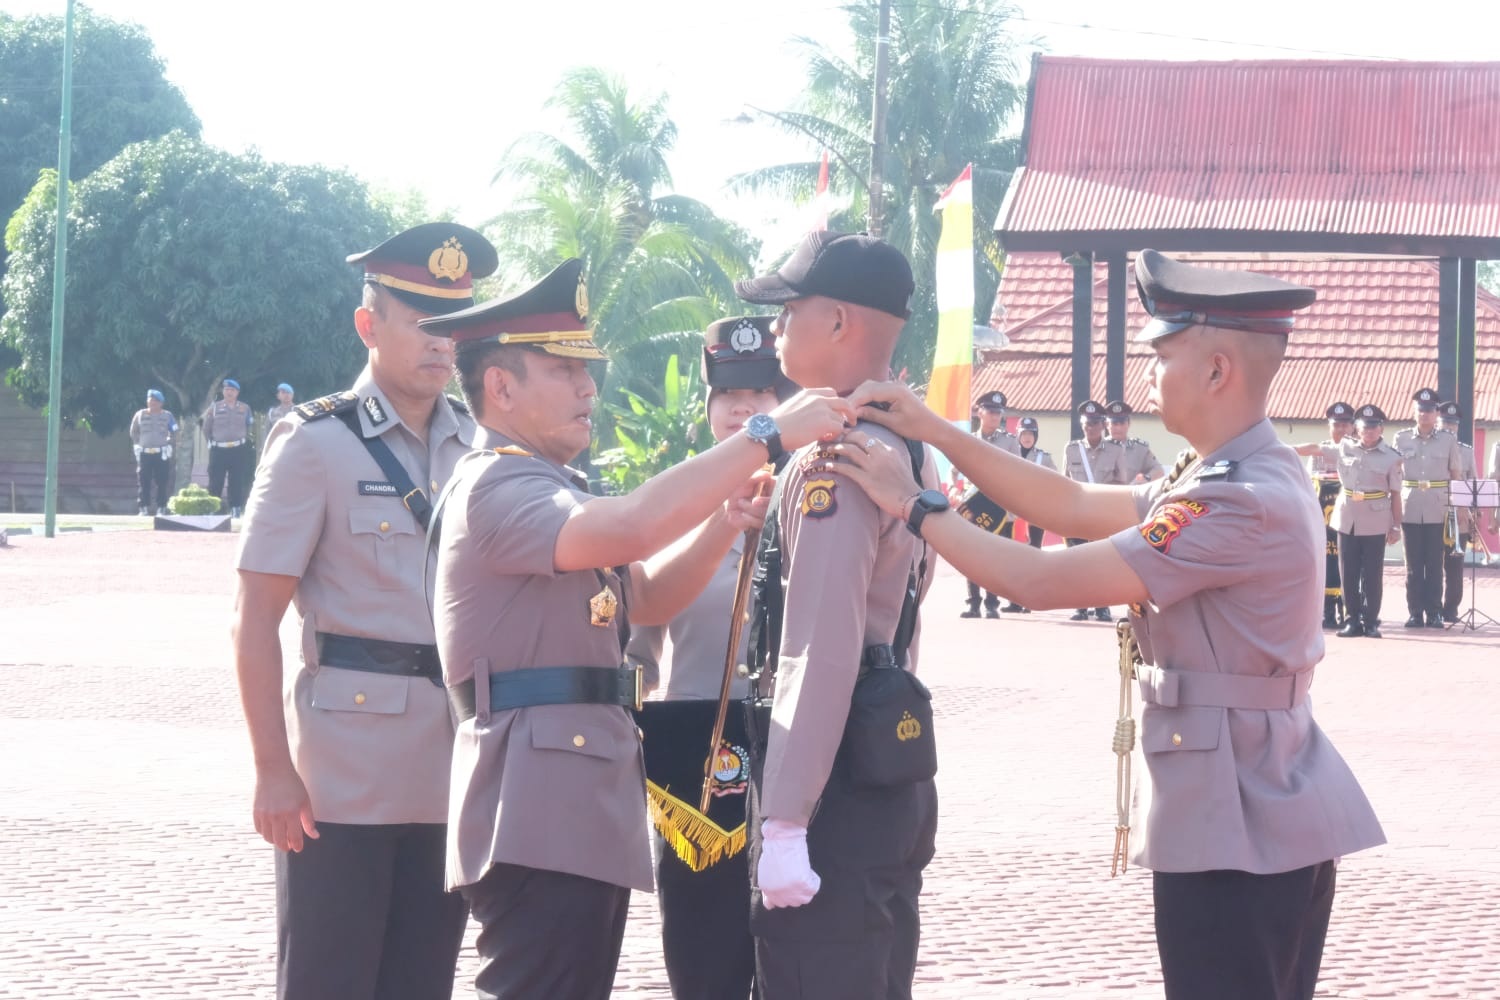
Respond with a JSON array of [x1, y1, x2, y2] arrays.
[[1443, 614, 1459, 625], [984, 608, 1000, 619], [1336, 622, 1364, 638], [1001, 603, 1025, 613], [1404, 616, 1424, 629], [1069, 610, 1090, 622], [1094, 609, 1113, 622], [960, 608, 980, 619], [1426, 617, 1445, 629], [1365, 624, 1383, 638]]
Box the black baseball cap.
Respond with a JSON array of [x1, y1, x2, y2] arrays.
[[735, 231, 915, 320]]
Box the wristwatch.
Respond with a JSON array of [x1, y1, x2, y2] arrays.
[[905, 489, 950, 537], [744, 413, 784, 462]]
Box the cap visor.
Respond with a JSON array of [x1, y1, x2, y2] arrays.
[[1135, 316, 1198, 342], [734, 273, 801, 305], [707, 359, 784, 390]]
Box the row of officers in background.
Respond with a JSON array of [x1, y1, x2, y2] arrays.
[[958, 393, 1163, 621], [1297, 389, 1493, 638]]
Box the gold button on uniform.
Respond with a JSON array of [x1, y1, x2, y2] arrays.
[[431, 480, 439, 492], [379, 521, 390, 532], [1171, 733, 1182, 746], [354, 693, 367, 705], [573, 734, 586, 747]]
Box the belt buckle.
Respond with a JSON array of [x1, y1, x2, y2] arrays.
[[1418, 480, 1431, 489]]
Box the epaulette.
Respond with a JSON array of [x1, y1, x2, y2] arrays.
[[447, 394, 470, 415], [1131, 437, 1149, 446], [293, 391, 359, 421], [1195, 460, 1237, 480], [492, 446, 533, 457]]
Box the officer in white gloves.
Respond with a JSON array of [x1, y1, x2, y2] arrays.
[[129, 388, 178, 515]]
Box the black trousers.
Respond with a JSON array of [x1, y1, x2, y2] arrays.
[[208, 444, 251, 507], [748, 758, 938, 1000], [462, 861, 630, 1000], [1066, 537, 1109, 616], [275, 822, 466, 1000], [1403, 521, 1444, 619], [137, 453, 171, 509], [1154, 861, 1337, 1000], [1338, 532, 1385, 627], [1443, 534, 1469, 618], [965, 580, 1000, 610], [656, 832, 755, 999], [1323, 526, 1345, 625]]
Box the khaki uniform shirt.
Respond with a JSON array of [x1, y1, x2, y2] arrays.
[[1063, 437, 1125, 486], [130, 409, 177, 449], [626, 538, 749, 701], [235, 367, 473, 825], [436, 429, 651, 893], [202, 400, 252, 444], [1306, 437, 1347, 479], [1111, 419, 1385, 874], [979, 427, 1021, 456], [1017, 446, 1059, 474], [1393, 427, 1463, 524], [267, 403, 295, 425], [1115, 437, 1163, 482], [760, 422, 935, 826], [1317, 439, 1403, 536]]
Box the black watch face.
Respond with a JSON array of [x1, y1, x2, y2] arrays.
[[918, 489, 948, 511], [746, 413, 775, 439]]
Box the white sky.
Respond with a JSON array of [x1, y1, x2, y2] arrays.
[[6, 0, 1500, 261]]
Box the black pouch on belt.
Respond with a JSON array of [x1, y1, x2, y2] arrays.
[[840, 643, 937, 788]]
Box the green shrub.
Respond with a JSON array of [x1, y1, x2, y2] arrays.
[[167, 483, 222, 515]]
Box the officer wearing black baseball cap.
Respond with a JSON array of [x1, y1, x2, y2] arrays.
[[735, 229, 914, 320]]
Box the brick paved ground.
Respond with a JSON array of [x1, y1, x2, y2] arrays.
[[2, 527, 1498, 998]]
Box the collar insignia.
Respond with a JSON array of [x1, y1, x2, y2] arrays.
[[362, 395, 388, 426]]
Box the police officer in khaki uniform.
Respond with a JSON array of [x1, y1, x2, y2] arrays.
[[1395, 387, 1464, 628], [268, 383, 296, 425], [1294, 401, 1356, 629], [1064, 400, 1125, 621], [203, 378, 254, 516], [1314, 405, 1404, 638], [961, 390, 1018, 617], [232, 222, 498, 1000], [837, 249, 1385, 1000], [999, 416, 1060, 613], [1105, 400, 1164, 483], [129, 388, 178, 515], [734, 231, 939, 1000], [625, 315, 797, 1000], [423, 260, 849, 1000], [1438, 401, 1479, 623]]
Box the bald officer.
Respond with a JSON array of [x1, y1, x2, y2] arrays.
[[1395, 387, 1464, 628], [1105, 400, 1164, 484], [1064, 400, 1125, 622], [130, 388, 178, 515], [734, 231, 938, 999], [837, 249, 1384, 1000], [423, 260, 850, 1000], [203, 378, 254, 516], [1438, 401, 1478, 623], [232, 222, 498, 1000]]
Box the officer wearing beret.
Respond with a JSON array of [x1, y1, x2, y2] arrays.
[[961, 390, 1018, 617], [1293, 401, 1357, 628], [625, 314, 797, 1000], [203, 378, 254, 517], [232, 222, 498, 1000], [130, 389, 178, 515], [998, 416, 1060, 613], [268, 383, 296, 426], [734, 230, 939, 999], [1394, 387, 1464, 628], [1064, 400, 1124, 621], [425, 261, 849, 999], [1437, 401, 1478, 623], [837, 248, 1384, 1000], [1104, 400, 1164, 484]]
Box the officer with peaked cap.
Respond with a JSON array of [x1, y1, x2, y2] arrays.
[[731, 230, 940, 999], [1437, 401, 1479, 622], [836, 248, 1384, 1000], [1394, 387, 1464, 627], [232, 222, 497, 1000], [1293, 401, 1358, 628], [130, 388, 178, 515], [1063, 400, 1124, 621], [624, 313, 796, 1000], [203, 377, 253, 516], [1105, 400, 1164, 484], [960, 390, 1019, 617], [424, 262, 851, 999], [998, 415, 1060, 613]]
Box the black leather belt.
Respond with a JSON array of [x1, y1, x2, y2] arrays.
[[315, 632, 442, 686], [859, 643, 899, 674], [449, 665, 642, 722]]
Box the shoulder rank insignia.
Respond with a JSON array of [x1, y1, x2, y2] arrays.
[[1194, 460, 1237, 480], [492, 446, 533, 457], [292, 391, 359, 422], [362, 395, 389, 426], [801, 477, 838, 518]]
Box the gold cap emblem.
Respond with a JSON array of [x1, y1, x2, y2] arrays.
[[428, 237, 469, 282], [575, 274, 590, 321]]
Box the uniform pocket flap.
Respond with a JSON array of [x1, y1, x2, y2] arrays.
[[531, 715, 622, 761], [348, 506, 415, 537], [1142, 706, 1223, 753], [310, 667, 409, 715]]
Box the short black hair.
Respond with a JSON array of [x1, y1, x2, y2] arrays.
[[456, 341, 530, 418]]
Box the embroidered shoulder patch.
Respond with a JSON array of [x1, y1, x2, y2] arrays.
[[1140, 499, 1209, 553], [801, 477, 838, 518]]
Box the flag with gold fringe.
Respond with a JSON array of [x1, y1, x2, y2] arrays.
[[927, 164, 974, 422], [634, 699, 751, 872]]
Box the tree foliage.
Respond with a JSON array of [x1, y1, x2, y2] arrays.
[[1, 131, 393, 442], [0, 7, 201, 344], [489, 68, 760, 412], [729, 0, 1028, 383], [593, 353, 708, 494]]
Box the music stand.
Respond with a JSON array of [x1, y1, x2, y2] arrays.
[[1448, 479, 1498, 632]]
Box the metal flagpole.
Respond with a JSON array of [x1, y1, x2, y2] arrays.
[[43, 0, 78, 538]]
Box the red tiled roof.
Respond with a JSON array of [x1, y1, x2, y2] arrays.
[[973, 253, 1500, 422], [997, 58, 1500, 255]]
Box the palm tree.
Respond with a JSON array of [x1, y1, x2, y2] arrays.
[[729, 0, 1029, 382], [488, 68, 759, 409]]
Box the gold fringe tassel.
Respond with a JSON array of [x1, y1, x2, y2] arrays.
[[646, 780, 747, 873]]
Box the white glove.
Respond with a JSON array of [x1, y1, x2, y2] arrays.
[[133, 445, 143, 460], [757, 819, 820, 909], [161, 444, 173, 461]]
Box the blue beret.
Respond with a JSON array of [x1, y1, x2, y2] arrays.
[[223, 379, 241, 390], [277, 383, 293, 394], [146, 389, 164, 402]]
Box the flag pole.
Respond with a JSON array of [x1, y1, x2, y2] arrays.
[[43, 0, 78, 539]]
